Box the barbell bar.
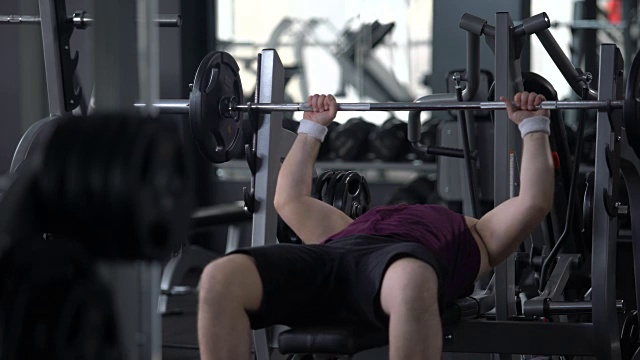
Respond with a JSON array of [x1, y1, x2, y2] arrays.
[[231, 98, 624, 112], [138, 98, 624, 114], [129, 50, 640, 164], [0, 13, 182, 28]]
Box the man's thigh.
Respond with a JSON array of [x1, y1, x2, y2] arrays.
[[332, 237, 446, 329], [228, 243, 349, 329]]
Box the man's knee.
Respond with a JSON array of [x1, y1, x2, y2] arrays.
[[199, 254, 262, 311], [380, 257, 440, 314]]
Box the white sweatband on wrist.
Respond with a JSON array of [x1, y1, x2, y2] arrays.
[[518, 116, 551, 138], [297, 119, 328, 143]]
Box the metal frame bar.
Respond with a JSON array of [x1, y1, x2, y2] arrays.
[[492, 14, 520, 347], [591, 43, 624, 360], [92, 1, 163, 359], [38, 0, 66, 116], [93, 0, 138, 111], [536, 28, 598, 99], [250, 49, 293, 247], [249, 49, 297, 359], [136, 0, 160, 117], [523, 254, 579, 317]]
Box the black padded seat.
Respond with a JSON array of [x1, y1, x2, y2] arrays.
[[279, 296, 488, 356], [278, 326, 388, 355]]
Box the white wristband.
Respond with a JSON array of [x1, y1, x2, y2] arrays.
[[298, 119, 328, 143], [518, 116, 551, 138]]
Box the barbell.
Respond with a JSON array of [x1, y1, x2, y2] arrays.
[[135, 50, 640, 164], [152, 98, 624, 113], [0, 12, 182, 28]]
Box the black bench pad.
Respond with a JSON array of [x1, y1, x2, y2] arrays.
[[278, 296, 483, 355], [278, 326, 388, 355]]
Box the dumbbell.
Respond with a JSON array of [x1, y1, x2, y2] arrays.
[[386, 176, 441, 205], [369, 117, 411, 161], [329, 118, 377, 161]]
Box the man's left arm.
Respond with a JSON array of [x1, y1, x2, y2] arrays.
[[474, 92, 555, 267], [274, 94, 353, 244]]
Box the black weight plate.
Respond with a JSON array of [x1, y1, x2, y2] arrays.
[[333, 171, 371, 218], [190, 51, 244, 164], [324, 171, 347, 208], [625, 49, 640, 160], [312, 171, 335, 201], [332, 171, 356, 214]]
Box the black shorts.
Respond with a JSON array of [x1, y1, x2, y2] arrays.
[[228, 235, 446, 330]]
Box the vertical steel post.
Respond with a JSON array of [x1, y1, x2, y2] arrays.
[[493, 12, 522, 359], [250, 49, 286, 248], [93, 0, 138, 111], [249, 49, 296, 359], [92, 1, 162, 359], [37, 0, 65, 116], [136, 0, 160, 117], [591, 44, 624, 360]]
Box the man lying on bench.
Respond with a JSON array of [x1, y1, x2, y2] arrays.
[[197, 92, 554, 360]]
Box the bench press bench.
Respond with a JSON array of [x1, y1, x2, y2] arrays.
[[278, 289, 495, 358]]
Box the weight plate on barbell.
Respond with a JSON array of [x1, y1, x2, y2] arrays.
[[625, 49, 640, 160], [189, 51, 244, 164]]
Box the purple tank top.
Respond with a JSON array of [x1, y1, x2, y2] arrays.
[[323, 204, 480, 300]]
